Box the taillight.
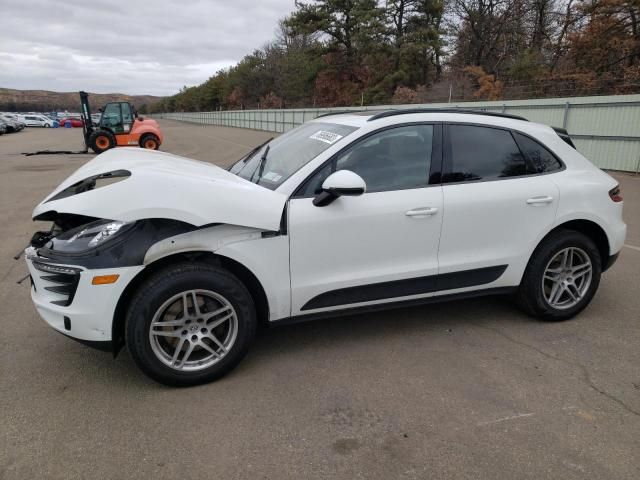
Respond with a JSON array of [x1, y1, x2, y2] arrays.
[[609, 185, 623, 202]]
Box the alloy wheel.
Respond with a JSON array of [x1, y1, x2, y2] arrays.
[[149, 289, 238, 371], [542, 247, 593, 310]]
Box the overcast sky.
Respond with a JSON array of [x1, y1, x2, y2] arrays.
[[0, 0, 295, 96]]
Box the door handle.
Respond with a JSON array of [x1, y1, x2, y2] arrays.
[[526, 196, 554, 205], [406, 207, 438, 217]]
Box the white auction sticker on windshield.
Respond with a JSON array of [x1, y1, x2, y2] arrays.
[[309, 131, 343, 145], [262, 171, 282, 182]]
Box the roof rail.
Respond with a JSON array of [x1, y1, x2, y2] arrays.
[[314, 110, 366, 119], [367, 108, 528, 122]]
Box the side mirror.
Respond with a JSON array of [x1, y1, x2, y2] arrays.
[[313, 170, 366, 207]]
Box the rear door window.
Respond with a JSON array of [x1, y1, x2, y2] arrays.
[[444, 125, 527, 183]]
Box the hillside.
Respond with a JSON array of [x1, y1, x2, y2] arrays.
[[0, 88, 163, 112]]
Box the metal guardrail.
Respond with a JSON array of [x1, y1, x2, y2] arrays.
[[153, 94, 640, 172]]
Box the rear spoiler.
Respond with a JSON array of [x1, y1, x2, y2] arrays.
[[552, 126, 576, 149]]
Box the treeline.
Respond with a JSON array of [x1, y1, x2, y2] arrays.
[[152, 0, 640, 112]]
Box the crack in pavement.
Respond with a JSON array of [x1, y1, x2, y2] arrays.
[[468, 321, 640, 418]]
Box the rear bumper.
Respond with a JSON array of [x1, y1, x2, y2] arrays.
[[608, 218, 627, 256]]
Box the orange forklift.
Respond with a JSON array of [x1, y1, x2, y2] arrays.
[[80, 91, 164, 154]]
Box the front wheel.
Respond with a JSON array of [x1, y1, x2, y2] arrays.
[[517, 230, 602, 321], [88, 130, 116, 153], [126, 262, 256, 386]]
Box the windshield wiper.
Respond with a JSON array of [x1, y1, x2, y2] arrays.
[[254, 145, 270, 183], [228, 137, 273, 171]]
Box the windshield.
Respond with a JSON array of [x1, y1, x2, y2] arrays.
[[230, 122, 358, 190]]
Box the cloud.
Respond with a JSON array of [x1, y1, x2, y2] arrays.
[[0, 0, 295, 95]]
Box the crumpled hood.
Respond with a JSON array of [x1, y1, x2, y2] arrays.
[[33, 148, 287, 231]]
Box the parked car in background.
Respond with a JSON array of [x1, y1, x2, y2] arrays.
[[2, 113, 26, 127], [0, 114, 25, 132], [0, 121, 7, 135], [58, 117, 84, 128], [24, 109, 626, 386], [19, 114, 55, 128]]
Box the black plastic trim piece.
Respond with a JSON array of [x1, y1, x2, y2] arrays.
[[40, 273, 75, 284], [314, 110, 367, 119], [275, 287, 517, 327], [44, 284, 75, 295], [301, 265, 508, 311], [56, 330, 113, 352], [603, 252, 620, 272], [32, 260, 81, 306], [367, 108, 528, 122]]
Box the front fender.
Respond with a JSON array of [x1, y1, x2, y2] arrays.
[[144, 224, 291, 321]]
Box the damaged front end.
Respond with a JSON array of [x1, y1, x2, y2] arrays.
[[22, 148, 287, 353], [28, 215, 195, 270], [23, 214, 196, 354]]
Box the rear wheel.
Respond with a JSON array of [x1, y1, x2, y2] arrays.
[[140, 134, 160, 150], [126, 262, 256, 386], [88, 130, 116, 153], [517, 230, 602, 321]]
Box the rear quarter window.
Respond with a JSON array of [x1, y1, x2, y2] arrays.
[[512, 132, 563, 173]]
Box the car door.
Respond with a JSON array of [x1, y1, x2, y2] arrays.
[[288, 123, 444, 315], [437, 124, 560, 291]]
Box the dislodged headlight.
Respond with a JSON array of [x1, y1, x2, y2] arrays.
[[71, 221, 129, 247], [46, 220, 134, 254]]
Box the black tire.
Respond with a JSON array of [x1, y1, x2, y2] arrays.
[[125, 262, 256, 386], [88, 130, 116, 153], [517, 229, 602, 321], [140, 133, 160, 150]]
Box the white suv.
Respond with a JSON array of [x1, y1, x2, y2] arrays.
[[20, 114, 54, 127], [25, 110, 626, 386]]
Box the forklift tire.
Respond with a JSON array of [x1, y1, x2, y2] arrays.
[[89, 131, 116, 154], [140, 134, 160, 150]]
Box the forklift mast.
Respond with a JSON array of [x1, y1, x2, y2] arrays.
[[79, 91, 94, 146]]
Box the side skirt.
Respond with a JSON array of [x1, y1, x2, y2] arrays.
[[301, 265, 507, 311], [272, 286, 517, 328]]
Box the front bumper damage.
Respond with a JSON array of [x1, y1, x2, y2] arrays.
[[25, 247, 143, 346]]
